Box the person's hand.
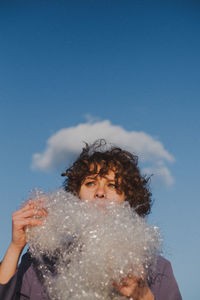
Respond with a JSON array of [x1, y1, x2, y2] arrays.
[[11, 200, 48, 251], [113, 275, 154, 300], [0, 200, 48, 284]]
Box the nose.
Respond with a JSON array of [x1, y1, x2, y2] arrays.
[[95, 183, 105, 199]]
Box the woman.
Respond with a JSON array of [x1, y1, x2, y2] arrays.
[[0, 140, 182, 299]]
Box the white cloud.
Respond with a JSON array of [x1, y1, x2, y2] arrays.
[[142, 161, 174, 186], [31, 119, 175, 185]]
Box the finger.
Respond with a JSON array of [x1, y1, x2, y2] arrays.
[[14, 218, 45, 228], [113, 276, 139, 297], [22, 207, 48, 217], [13, 204, 33, 216], [13, 207, 48, 220], [22, 199, 46, 210], [24, 218, 45, 227], [13, 202, 45, 217], [27, 199, 46, 209], [117, 285, 137, 297]]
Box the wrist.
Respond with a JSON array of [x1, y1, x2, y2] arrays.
[[9, 242, 24, 255]]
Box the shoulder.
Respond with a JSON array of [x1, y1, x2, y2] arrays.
[[0, 251, 36, 300], [149, 256, 182, 300], [155, 255, 174, 274]]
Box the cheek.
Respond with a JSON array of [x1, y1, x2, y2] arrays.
[[116, 191, 125, 202], [117, 195, 125, 203], [107, 190, 125, 203], [79, 187, 94, 201], [79, 187, 85, 200]]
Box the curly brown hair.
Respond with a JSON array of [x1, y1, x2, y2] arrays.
[[61, 139, 152, 217]]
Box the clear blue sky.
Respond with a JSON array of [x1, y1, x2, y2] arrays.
[[0, 1, 200, 299]]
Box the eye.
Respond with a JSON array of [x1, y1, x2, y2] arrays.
[[85, 181, 95, 187], [108, 183, 116, 189]]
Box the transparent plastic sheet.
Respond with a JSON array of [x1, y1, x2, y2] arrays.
[[25, 189, 162, 300]]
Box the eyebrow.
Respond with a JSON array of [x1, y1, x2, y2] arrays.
[[84, 175, 115, 182], [84, 176, 97, 180], [105, 178, 115, 182]]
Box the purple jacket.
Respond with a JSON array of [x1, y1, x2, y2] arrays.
[[0, 252, 182, 300]]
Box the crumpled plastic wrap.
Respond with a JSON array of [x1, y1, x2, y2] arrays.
[[25, 189, 162, 300]]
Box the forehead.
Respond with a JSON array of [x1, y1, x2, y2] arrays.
[[83, 163, 121, 182], [85, 169, 116, 180]]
